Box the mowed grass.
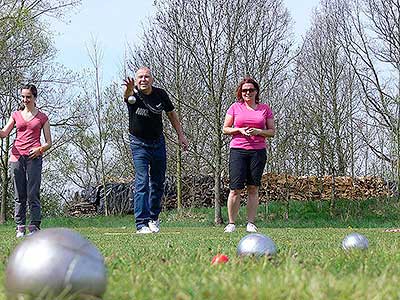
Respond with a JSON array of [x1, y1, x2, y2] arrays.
[[0, 199, 399, 300]]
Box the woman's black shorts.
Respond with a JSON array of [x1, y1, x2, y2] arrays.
[[229, 148, 267, 190]]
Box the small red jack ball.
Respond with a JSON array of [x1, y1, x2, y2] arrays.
[[211, 254, 229, 265]]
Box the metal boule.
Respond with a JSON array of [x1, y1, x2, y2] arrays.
[[127, 95, 136, 104], [237, 233, 277, 257], [342, 232, 369, 250], [5, 228, 107, 299]]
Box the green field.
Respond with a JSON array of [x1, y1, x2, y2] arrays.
[[0, 200, 399, 300]]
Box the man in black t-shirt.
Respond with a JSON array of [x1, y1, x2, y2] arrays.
[[123, 67, 188, 234]]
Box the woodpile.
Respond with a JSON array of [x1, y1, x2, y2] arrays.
[[258, 173, 393, 201], [163, 175, 229, 209], [68, 201, 97, 217], [66, 190, 98, 216], [66, 175, 229, 216], [66, 173, 393, 216], [66, 183, 133, 217]]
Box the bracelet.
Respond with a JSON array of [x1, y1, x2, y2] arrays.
[[39, 147, 44, 154]]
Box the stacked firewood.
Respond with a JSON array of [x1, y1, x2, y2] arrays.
[[66, 175, 229, 216], [67, 173, 393, 216], [67, 201, 97, 216], [66, 187, 99, 217], [163, 175, 229, 209], [258, 173, 392, 201]]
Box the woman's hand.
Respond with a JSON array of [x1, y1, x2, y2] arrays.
[[28, 147, 43, 159], [245, 128, 261, 136], [239, 127, 251, 136]]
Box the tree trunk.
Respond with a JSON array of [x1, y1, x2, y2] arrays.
[[174, 43, 183, 211], [0, 131, 11, 224], [214, 173, 223, 225], [330, 167, 336, 216], [397, 65, 400, 200], [176, 142, 182, 210], [214, 135, 223, 225], [0, 170, 9, 224]]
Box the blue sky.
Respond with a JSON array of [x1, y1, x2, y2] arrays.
[[51, 0, 320, 83]]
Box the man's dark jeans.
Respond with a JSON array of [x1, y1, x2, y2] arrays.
[[129, 134, 166, 230]]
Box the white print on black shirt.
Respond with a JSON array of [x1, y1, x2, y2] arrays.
[[136, 108, 149, 117]]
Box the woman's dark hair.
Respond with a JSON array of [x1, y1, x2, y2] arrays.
[[235, 77, 260, 103], [18, 83, 38, 110], [21, 83, 38, 98]]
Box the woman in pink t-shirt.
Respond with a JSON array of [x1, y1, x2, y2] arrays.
[[0, 84, 52, 238], [222, 77, 275, 233]]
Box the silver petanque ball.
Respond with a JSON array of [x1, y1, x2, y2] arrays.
[[5, 228, 107, 299], [342, 232, 369, 251], [127, 95, 137, 104], [237, 233, 277, 257]]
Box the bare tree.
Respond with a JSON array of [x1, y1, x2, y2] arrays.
[[86, 38, 110, 215], [338, 0, 400, 195], [292, 0, 362, 179]]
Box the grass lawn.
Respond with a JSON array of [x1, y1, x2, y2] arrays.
[[0, 199, 399, 300]]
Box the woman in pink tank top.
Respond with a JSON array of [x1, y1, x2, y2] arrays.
[[0, 84, 52, 238], [222, 77, 275, 233]]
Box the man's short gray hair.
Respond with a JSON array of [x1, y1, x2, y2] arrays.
[[135, 67, 152, 78]]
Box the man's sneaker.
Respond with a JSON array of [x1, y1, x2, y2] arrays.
[[136, 226, 152, 234], [16, 225, 25, 238], [246, 222, 258, 233], [27, 225, 40, 236], [224, 223, 236, 233], [148, 219, 160, 233]]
